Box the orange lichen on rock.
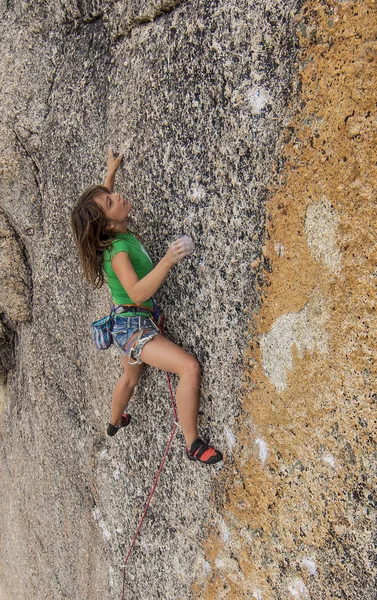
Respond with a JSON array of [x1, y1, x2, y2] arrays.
[[196, 1, 377, 598]]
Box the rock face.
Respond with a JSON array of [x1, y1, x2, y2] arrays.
[[199, 2, 377, 599], [0, 1, 375, 600]]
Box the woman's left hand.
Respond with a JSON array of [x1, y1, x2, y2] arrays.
[[104, 146, 124, 191], [107, 146, 124, 174]]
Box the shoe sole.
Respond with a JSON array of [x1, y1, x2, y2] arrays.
[[186, 451, 223, 465]]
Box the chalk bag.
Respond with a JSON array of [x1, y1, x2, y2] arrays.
[[91, 314, 113, 350]]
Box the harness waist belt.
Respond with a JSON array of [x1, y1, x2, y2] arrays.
[[113, 304, 154, 316]]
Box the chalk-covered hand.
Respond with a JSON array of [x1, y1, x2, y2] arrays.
[[165, 235, 194, 266], [107, 146, 124, 175]]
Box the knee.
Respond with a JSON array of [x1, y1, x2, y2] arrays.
[[121, 371, 140, 390], [182, 355, 200, 381]]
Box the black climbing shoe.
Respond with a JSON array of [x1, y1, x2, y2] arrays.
[[107, 413, 131, 437], [186, 437, 223, 465]]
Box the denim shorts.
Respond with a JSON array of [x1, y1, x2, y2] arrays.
[[111, 315, 160, 364]]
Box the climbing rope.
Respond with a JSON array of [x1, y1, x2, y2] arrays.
[[121, 369, 178, 600]]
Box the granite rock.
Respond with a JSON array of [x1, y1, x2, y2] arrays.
[[1, 1, 374, 600]]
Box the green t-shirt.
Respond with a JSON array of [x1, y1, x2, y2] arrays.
[[103, 233, 154, 314]]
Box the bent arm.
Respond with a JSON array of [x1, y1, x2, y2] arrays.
[[112, 252, 172, 305], [112, 236, 194, 304]]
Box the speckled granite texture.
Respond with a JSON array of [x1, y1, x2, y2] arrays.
[[1, 1, 374, 599], [199, 2, 377, 599]]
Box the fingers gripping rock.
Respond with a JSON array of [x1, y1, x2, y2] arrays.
[[168, 235, 194, 264], [180, 235, 194, 255]]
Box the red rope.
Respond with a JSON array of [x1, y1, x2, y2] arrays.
[[121, 370, 178, 600]]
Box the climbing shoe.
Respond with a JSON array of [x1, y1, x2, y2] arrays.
[[107, 413, 131, 437], [186, 437, 223, 465]]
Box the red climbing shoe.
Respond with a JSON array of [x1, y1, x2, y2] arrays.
[[186, 437, 223, 465], [107, 413, 131, 437]]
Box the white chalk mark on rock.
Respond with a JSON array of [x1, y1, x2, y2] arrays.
[[220, 519, 230, 543], [247, 87, 272, 115], [202, 559, 212, 575], [301, 556, 318, 576], [322, 451, 336, 469], [189, 182, 206, 204], [260, 292, 328, 392], [255, 437, 269, 466], [225, 428, 236, 456], [92, 508, 111, 542], [275, 241, 285, 256], [288, 577, 309, 599]]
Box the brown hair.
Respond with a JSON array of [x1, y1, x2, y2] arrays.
[[71, 184, 114, 288]]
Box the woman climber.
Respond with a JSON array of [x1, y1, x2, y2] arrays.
[[71, 147, 223, 465]]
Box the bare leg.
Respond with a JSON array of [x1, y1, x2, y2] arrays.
[[110, 358, 144, 426], [140, 334, 200, 447]]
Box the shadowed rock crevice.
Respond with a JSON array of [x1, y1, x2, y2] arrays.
[[0, 319, 15, 376], [128, 0, 186, 31], [109, 0, 186, 39], [0, 206, 32, 381], [0, 206, 32, 324]]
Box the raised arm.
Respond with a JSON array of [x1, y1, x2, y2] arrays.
[[104, 146, 124, 192], [112, 237, 194, 305]]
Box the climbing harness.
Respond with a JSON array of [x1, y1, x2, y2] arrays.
[[91, 304, 155, 351], [120, 311, 179, 600]]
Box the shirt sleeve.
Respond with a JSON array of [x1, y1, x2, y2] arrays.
[[107, 238, 130, 262]]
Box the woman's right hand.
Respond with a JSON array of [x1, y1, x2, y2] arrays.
[[165, 236, 194, 266]]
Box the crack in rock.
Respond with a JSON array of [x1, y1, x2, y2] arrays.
[[0, 205, 32, 324], [113, 0, 186, 39], [13, 129, 44, 214]]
